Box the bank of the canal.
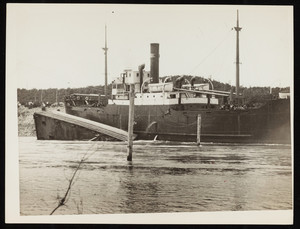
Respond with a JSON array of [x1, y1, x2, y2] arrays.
[[18, 106, 65, 136]]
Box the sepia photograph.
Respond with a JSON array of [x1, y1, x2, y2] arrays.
[[6, 3, 293, 224]]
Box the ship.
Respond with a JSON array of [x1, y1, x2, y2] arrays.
[[64, 12, 291, 144]]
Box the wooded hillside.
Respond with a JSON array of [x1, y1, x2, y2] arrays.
[[17, 75, 289, 106]]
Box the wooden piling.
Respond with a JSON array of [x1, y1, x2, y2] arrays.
[[55, 89, 58, 104], [197, 114, 201, 146], [237, 114, 241, 135], [127, 84, 135, 161]]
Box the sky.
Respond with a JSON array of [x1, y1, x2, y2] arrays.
[[7, 4, 293, 89]]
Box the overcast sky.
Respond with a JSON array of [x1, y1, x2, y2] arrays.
[[7, 4, 293, 89]]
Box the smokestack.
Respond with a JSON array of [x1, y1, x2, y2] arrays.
[[150, 43, 159, 83]]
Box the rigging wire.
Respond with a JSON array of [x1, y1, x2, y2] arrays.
[[50, 140, 100, 215], [213, 33, 234, 79], [188, 29, 232, 76]]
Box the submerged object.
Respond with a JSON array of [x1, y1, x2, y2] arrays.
[[34, 110, 136, 141]]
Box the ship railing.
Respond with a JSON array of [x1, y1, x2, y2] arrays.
[[174, 87, 231, 97], [70, 93, 100, 98]]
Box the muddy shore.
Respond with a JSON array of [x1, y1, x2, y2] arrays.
[[18, 106, 65, 136]]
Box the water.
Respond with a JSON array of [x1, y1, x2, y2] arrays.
[[19, 137, 292, 216]]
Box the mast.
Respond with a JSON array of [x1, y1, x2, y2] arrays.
[[103, 25, 108, 97], [234, 10, 242, 105], [55, 89, 58, 104]]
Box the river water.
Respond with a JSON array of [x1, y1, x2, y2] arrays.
[[19, 137, 292, 216]]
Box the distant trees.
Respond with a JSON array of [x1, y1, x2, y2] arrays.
[[17, 77, 289, 106], [17, 85, 112, 106]]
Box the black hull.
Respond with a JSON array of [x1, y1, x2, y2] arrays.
[[33, 111, 133, 141], [65, 99, 291, 144]]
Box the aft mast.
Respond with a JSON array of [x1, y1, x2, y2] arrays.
[[103, 25, 108, 97], [234, 10, 242, 105]]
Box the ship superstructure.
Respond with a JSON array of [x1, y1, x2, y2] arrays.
[[109, 47, 221, 108]]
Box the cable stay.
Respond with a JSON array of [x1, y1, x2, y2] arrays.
[[188, 29, 232, 75]]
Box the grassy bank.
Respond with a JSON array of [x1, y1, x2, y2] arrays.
[[18, 106, 65, 136]]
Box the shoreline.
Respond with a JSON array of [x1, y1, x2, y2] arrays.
[[18, 106, 65, 137]]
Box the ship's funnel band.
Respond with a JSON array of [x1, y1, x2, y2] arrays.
[[150, 54, 160, 58]]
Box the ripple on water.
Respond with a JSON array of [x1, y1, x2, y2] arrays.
[[18, 137, 292, 215]]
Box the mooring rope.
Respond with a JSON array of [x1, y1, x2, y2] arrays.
[[50, 139, 100, 215]]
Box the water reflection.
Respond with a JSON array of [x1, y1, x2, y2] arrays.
[[121, 168, 162, 213]]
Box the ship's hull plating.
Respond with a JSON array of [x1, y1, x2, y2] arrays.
[[65, 99, 291, 144]]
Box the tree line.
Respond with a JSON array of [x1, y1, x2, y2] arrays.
[[17, 75, 289, 106], [17, 85, 112, 106]]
